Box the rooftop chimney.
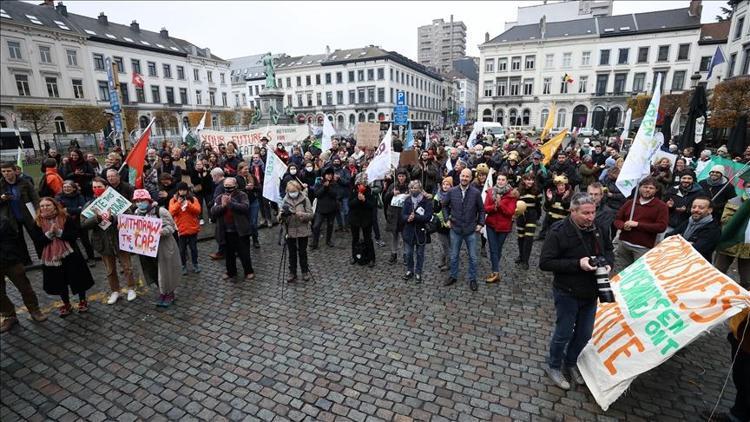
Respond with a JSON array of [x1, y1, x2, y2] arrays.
[[325, 45, 330, 54], [204, 48, 211, 58], [160, 27, 168, 38], [130, 20, 140, 32], [40, 0, 54, 6], [484, 32, 489, 43], [97, 12, 108, 25], [688, 0, 702, 18], [55, 1, 67, 16]]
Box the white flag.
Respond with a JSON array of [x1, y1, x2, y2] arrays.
[[181, 124, 189, 142], [262, 150, 288, 205], [322, 117, 336, 152], [365, 125, 393, 183], [480, 168, 495, 239], [670, 107, 682, 139], [621, 108, 632, 140], [694, 116, 706, 144], [615, 75, 663, 197], [467, 125, 480, 148], [196, 111, 207, 132]]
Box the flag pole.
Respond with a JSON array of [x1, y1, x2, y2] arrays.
[[118, 117, 155, 173], [627, 178, 642, 221], [709, 162, 750, 202]]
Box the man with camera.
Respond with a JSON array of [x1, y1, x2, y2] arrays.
[[539, 192, 614, 390]]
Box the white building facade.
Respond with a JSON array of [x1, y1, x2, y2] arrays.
[[230, 47, 445, 131], [725, 0, 750, 78], [478, 4, 716, 132], [0, 0, 231, 144]]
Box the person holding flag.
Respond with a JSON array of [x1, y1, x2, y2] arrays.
[[121, 119, 154, 189]]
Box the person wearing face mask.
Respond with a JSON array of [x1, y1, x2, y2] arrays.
[[190, 160, 212, 225], [280, 163, 304, 199], [81, 178, 137, 304], [168, 182, 202, 275], [279, 181, 314, 282], [401, 180, 433, 282], [30, 197, 95, 317], [211, 178, 255, 283], [300, 161, 318, 202], [483, 174, 518, 284], [56, 180, 96, 266], [132, 189, 181, 307], [348, 173, 377, 267]]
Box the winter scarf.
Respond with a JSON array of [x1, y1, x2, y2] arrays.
[[492, 184, 512, 202], [39, 214, 73, 267], [683, 214, 713, 240]]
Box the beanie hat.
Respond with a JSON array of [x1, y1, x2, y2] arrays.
[[132, 189, 151, 201], [709, 165, 725, 176]]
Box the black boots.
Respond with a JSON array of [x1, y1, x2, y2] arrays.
[[388, 253, 397, 264]]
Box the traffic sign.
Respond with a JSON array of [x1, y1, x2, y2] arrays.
[[396, 90, 406, 106], [458, 105, 466, 125], [393, 104, 409, 126], [113, 113, 123, 133]]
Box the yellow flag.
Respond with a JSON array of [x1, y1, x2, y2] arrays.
[[540, 102, 557, 141], [538, 128, 568, 165]]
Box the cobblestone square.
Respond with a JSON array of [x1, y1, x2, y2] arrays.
[[0, 224, 738, 421]]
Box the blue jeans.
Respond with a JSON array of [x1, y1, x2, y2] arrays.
[[548, 288, 597, 369], [449, 230, 478, 282], [336, 198, 350, 227], [248, 201, 260, 238], [486, 228, 508, 273], [404, 241, 425, 275]]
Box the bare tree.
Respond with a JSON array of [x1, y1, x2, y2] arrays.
[[17, 105, 55, 153], [62, 106, 109, 134]]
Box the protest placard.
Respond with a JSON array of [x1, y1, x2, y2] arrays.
[[117, 214, 162, 257], [81, 187, 132, 229], [356, 122, 381, 148], [577, 235, 750, 411], [199, 126, 310, 156], [399, 150, 418, 168]]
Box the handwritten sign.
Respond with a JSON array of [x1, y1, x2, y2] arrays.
[[577, 235, 750, 411], [199, 126, 310, 156], [81, 187, 132, 229], [117, 214, 162, 257], [355, 122, 381, 148]]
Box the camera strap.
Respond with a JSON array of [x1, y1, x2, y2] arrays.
[[570, 218, 602, 257]]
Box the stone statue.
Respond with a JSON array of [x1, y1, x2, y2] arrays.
[[284, 105, 294, 118], [269, 106, 279, 125], [251, 109, 261, 125], [262, 53, 277, 89]]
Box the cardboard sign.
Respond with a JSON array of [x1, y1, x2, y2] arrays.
[[81, 187, 132, 229], [577, 236, 750, 411], [398, 150, 418, 168], [117, 214, 162, 257], [355, 122, 381, 148]]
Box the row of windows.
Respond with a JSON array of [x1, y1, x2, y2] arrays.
[[7, 40, 82, 67], [92, 53, 226, 84], [270, 67, 439, 95], [482, 70, 688, 97], [483, 44, 692, 73], [14, 74, 83, 98], [281, 88, 443, 110]]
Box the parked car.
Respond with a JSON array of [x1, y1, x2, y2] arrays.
[[578, 127, 600, 137]]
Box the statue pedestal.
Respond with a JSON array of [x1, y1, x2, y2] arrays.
[[257, 88, 290, 126]]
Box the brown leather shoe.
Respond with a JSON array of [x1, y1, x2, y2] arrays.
[[29, 310, 47, 322], [1, 317, 19, 333]]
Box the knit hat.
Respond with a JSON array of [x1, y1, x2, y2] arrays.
[[132, 189, 151, 201], [709, 165, 725, 176], [507, 151, 519, 161], [553, 175, 568, 185], [323, 166, 335, 176], [475, 163, 490, 175]]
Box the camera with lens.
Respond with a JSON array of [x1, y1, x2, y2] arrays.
[[589, 256, 615, 303], [280, 204, 294, 218]]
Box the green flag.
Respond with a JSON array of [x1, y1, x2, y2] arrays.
[[716, 198, 750, 252], [697, 156, 747, 197], [16, 146, 23, 171]]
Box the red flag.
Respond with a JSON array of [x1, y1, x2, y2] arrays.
[[132, 72, 144, 88], [124, 126, 151, 188]]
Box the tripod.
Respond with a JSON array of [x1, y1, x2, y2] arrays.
[[276, 216, 318, 300]]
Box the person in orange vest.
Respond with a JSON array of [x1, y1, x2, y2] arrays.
[[168, 182, 202, 275]]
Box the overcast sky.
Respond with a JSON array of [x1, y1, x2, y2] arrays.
[[58, 1, 726, 61]]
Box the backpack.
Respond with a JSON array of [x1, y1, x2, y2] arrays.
[[38, 176, 54, 198]]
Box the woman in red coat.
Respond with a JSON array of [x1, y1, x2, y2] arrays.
[[483, 173, 518, 283]]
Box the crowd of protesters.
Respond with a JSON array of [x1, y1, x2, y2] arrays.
[[1, 126, 749, 421]]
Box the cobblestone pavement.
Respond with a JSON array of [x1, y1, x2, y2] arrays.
[[0, 221, 739, 422]]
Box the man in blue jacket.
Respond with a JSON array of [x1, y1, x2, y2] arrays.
[[442, 168, 486, 291]]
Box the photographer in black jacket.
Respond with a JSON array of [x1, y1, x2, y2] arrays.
[[539, 192, 614, 390]]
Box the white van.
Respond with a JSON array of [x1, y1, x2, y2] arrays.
[[468, 122, 505, 145], [0, 128, 34, 161]]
